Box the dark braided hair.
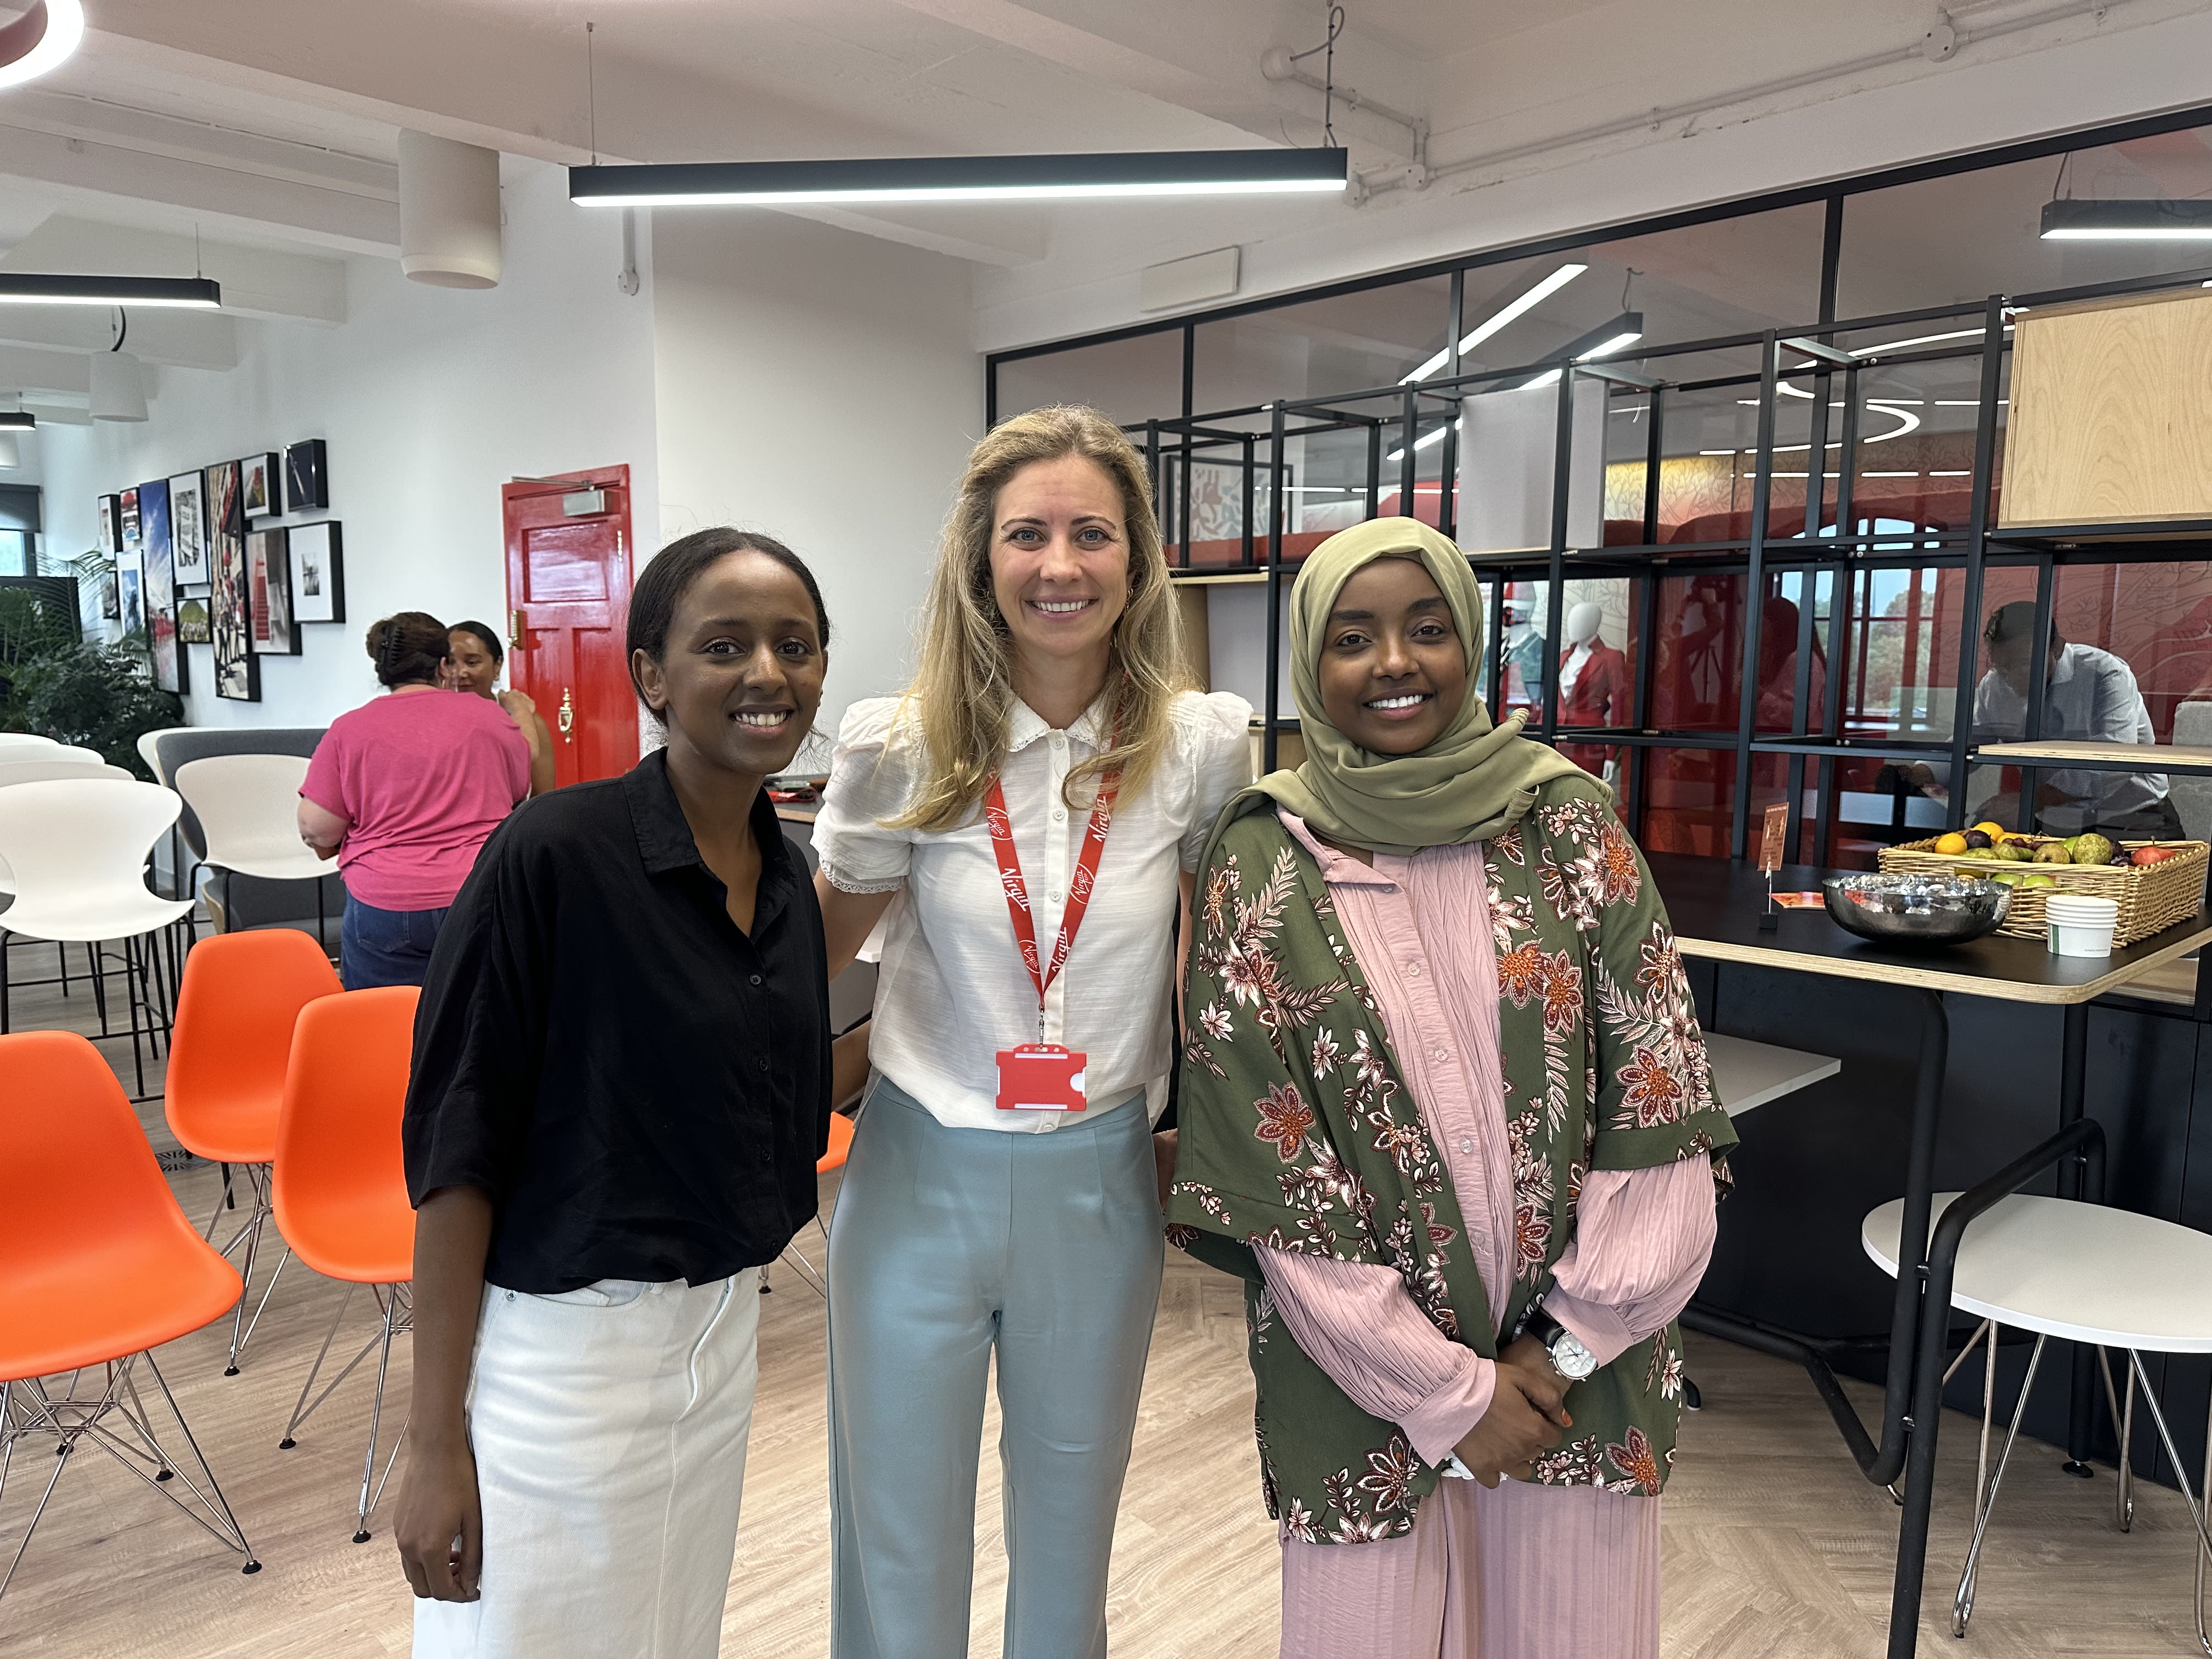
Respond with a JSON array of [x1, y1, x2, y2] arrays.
[[365, 611, 450, 688]]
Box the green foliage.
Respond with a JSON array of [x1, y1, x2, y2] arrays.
[[0, 585, 84, 731], [13, 641, 182, 778]]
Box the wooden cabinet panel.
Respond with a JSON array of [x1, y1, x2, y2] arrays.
[[2000, 285, 2212, 528]]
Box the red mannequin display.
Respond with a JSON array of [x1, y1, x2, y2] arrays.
[[1557, 600, 1630, 778]]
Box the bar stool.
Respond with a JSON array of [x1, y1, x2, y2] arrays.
[[1863, 1192, 2212, 1646], [772, 1111, 854, 1299]]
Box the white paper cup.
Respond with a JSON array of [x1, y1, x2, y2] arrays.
[[2047, 907, 2118, 958]]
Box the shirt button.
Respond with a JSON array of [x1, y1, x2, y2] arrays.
[[1458, 1137, 1475, 1155], [749, 973, 763, 987], [757, 1057, 770, 1072], [1432, 1046, 1451, 1063], [1053, 808, 1066, 822], [1405, 961, 1422, 977]]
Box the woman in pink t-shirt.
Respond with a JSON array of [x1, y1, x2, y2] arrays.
[[297, 612, 532, 989]]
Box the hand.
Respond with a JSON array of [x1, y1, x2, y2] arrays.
[[496, 689, 537, 720], [1497, 1333, 1573, 1428], [1452, 1364, 1568, 1488], [1152, 1130, 1179, 1211], [394, 1436, 483, 1602]]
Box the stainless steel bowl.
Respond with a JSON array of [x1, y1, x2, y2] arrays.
[[1822, 872, 2012, 947]]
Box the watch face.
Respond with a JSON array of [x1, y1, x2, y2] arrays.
[[1553, 1331, 1598, 1379]]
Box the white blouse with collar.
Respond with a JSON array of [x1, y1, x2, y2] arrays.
[[815, 688, 1252, 1133]]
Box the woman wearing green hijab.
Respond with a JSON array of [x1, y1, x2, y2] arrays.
[[1169, 520, 1736, 1657]]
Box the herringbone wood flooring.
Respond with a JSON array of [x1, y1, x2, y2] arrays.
[[3, 937, 2207, 1656]]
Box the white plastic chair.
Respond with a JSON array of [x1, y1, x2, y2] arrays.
[[1865, 1193, 2212, 1643], [0, 733, 59, 758], [137, 727, 195, 785], [172, 755, 334, 945], [0, 778, 194, 1098], [0, 760, 132, 991]]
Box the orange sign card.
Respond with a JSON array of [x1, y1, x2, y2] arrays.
[[1758, 801, 1790, 874]]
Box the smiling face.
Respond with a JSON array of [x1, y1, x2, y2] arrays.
[[632, 548, 827, 780], [988, 454, 1130, 678], [447, 629, 500, 698], [1315, 556, 1470, 756]]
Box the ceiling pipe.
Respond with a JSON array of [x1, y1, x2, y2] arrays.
[[1352, 0, 2163, 205], [1260, 44, 1429, 185], [398, 129, 503, 289]]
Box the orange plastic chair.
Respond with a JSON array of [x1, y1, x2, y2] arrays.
[[163, 928, 342, 1374], [271, 986, 419, 1543], [774, 1110, 857, 1299], [0, 1030, 259, 1599]]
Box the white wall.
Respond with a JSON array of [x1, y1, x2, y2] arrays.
[[36, 156, 660, 730], [651, 211, 979, 747]]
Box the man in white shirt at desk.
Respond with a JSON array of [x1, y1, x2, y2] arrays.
[[1901, 601, 2180, 837]]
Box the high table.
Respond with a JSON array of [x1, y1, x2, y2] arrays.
[[1647, 854, 2212, 1657]]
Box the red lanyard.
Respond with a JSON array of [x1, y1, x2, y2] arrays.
[[983, 764, 1119, 1038]]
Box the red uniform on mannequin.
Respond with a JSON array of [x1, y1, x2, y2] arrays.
[[1556, 600, 1630, 779]]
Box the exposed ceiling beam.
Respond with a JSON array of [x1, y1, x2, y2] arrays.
[[0, 121, 398, 255], [777, 203, 1048, 268]]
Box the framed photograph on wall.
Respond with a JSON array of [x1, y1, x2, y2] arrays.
[[240, 452, 280, 520], [285, 439, 328, 512], [207, 460, 258, 701], [116, 546, 145, 639], [287, 521, 344, 624], [140, 478, 184, 693], [177, 594, 212, 645], [119, 486, 140, 554], [247, 527, 296, 655], [168, 470, 208, 586], [95, 494, 121, 556]]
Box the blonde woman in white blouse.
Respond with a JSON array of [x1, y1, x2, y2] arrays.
[[812, 405, 1251, 1659]]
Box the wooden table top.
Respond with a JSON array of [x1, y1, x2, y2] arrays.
[[1973, 739, 2212, 774], [1647, 853, 2212, 1005]]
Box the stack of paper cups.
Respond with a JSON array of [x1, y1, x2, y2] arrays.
[[2045, 894, 2120, 958]]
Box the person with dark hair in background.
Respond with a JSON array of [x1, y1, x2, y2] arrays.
[[297, 611, 531, 989], [398, 528, 871, 1659], [447, 620, 556, 797], [1900, 600, 2179, 837]]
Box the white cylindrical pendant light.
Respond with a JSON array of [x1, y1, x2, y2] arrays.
[[399, 129, 503, 289], [89, 351, 147, 421]]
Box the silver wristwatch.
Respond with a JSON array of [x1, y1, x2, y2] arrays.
[[1522, 1302, 1598, 1381]]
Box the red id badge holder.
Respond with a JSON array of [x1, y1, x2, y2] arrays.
[[995, 1043, 1088, 1113]]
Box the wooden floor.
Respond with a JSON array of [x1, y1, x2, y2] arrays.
[[5, 935, 2211, 1657]]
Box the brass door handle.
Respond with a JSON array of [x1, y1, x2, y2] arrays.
[[510, 608, 526, 651], [557, 686, 574, 743]]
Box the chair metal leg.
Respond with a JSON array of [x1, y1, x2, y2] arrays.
[[353, 1286, 403, 1543], [279, 1284, 359, 1448], [0, 1352, 258, 1602], [2097, 1347, 2137, 1533], [2197, 1388, 2211, 1659], [1954, 1331, 2048, 1637]]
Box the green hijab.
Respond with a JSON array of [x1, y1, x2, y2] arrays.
[[1233, 517, 1594, 857]]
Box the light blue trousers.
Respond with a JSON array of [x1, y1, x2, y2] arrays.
[[827, 1078, 1166, 1659]]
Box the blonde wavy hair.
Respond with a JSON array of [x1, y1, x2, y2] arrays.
[[891, 404, 1190, 832]]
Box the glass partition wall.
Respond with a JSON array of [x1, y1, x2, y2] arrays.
[[989, 108, 2212, 944]]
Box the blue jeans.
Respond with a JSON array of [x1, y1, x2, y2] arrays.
[[340, 896, 449, 990]]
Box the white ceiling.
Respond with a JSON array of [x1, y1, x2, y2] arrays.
[[0, 0, 2199, 403]]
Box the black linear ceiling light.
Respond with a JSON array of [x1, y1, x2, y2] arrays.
[[2040, 199, 2212, 240], [0, 274, 222, 307], [0, 411, 34, 431], [569, 148, 1350, 207]]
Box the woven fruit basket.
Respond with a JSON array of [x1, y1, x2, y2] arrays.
[[1875, 837, 2210, 945]]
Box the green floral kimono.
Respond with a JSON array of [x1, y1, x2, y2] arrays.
[[1167, 776, 1736, 1543]]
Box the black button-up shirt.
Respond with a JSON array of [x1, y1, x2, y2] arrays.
[[402, 748, 831, 1294]]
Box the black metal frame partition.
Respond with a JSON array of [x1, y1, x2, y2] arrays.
[[1137, 263, 2212, 979]]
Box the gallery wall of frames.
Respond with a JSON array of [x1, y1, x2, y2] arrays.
[[94, 438, 342, 703], [991, 104, 2212, 926]]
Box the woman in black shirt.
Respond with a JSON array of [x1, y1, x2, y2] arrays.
[[396, 528, 866, 1659]]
